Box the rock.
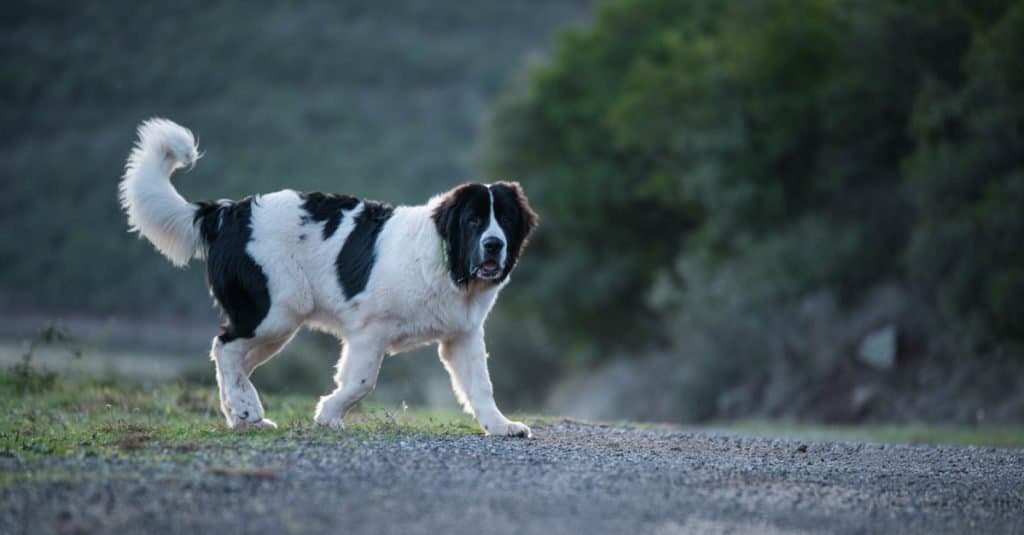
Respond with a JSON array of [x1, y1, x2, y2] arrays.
[[857, 324, 898, 370], [851, 384, 877, 413]]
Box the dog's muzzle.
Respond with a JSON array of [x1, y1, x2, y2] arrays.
[[475, 237, 505, 279]]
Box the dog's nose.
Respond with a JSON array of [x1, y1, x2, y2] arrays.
[[483, 237, 504, 254]]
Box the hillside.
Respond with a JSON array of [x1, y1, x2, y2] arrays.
[[0, 0, 588, 316]]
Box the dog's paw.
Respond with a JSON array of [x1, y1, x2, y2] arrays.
[[484, 420, 532, 438], [505, 421, 532, 438], [236, 417, 277, 430], [313, 395, 347, 430], [223, 397, 267, 430], [314, 416, 345, 430]]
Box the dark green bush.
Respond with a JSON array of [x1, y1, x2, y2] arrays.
[[905, 1, 1024, 347], [482, 0, 1023, 358]]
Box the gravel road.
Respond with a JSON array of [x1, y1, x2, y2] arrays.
[[3, 421, 1022, 534]]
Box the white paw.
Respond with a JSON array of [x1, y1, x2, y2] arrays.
[[313, 395, 347, 430], [314, 415, 345, 430], [484, 420, 532, 438], [222, 395, 266, 429], [240, 418, 278, 430]]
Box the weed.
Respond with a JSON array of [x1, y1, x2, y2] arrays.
[[6, 322, 81, 394]]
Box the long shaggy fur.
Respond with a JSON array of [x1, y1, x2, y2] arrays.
[[119, 119, 202, 266], [118, 118, 538, 437]]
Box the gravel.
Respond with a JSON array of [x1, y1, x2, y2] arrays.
[[3, 421, 1023, 534]]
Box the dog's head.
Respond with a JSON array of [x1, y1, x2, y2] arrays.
[[432, 181, 538, 287]]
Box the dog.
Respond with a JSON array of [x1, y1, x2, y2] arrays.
[[119, 119, 538, 437]]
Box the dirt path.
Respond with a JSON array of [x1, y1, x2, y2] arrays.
[[3, 421, 1022, 534]]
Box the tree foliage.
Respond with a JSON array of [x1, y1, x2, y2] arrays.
[[482, 0, 1023, 356], [905, 1, 1024, 346]]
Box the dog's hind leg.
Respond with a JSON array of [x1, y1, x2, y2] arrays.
[[313, 334, 385, 429], [211, 336, 277, 429]]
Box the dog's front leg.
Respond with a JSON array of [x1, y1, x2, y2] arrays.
[[439, 330, 531, 438], [314, 335, 385, 429]]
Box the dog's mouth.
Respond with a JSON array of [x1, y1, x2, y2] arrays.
[[475, 260, 502, 279]]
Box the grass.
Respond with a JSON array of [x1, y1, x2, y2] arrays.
[[0, 370, 480, 463], [3, 363, 1022, 477]]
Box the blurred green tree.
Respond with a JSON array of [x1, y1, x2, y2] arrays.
[[905, 1, 1024, 348], [482, 0, 1023, 358]]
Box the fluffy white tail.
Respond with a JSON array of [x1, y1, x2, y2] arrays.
[[119, 118, 203, 266]]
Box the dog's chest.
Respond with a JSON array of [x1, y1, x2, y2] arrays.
[[378, 284, 498, 353]]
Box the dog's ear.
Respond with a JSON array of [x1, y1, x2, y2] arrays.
[[504, 181, 538, 240], [432, 184, 475, 286], [491, 181, 539, 276]]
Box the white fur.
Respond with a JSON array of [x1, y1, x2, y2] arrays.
[[120, 119, 530, 437], [119, 119, 202, 266], [479, 185, 508, 271]]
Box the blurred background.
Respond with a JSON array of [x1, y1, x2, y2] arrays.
[[2, 0, 1022, 428]]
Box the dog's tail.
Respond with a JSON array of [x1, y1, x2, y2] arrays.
[[119, 118, 203, 267]]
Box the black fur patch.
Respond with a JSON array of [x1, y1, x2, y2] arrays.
[[336, 200, 394, 299], [489, 181, 539, 280], [193, 198, 271, 343], [300, 192, 360, 239], [432, 184, 491, 286]]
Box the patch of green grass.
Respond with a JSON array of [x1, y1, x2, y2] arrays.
[[0, 371, 480, 463], [718, 420, 1024, 449]]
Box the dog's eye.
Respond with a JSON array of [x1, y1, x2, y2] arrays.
[[468, 217, 483, 228]]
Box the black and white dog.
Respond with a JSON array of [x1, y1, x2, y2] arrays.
[[120, 119, 538, 437]]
